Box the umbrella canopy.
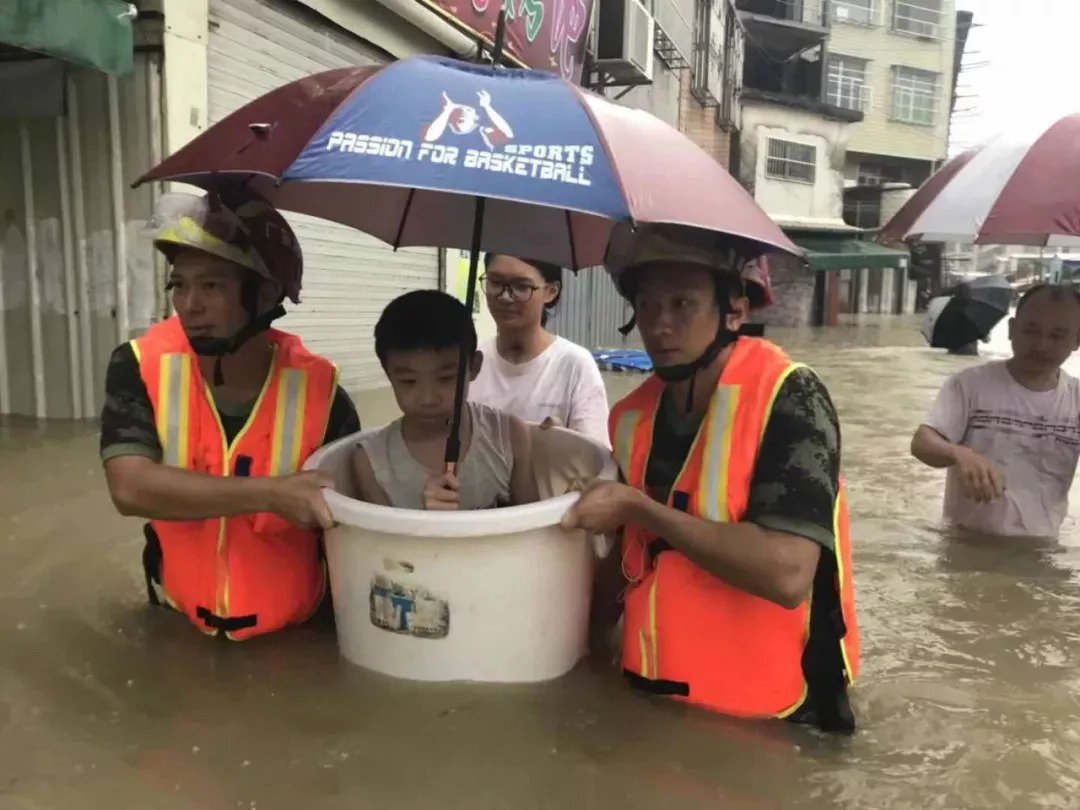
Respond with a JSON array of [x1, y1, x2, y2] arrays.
[[920, 274, 1014, 350], [135, 54, 800, 269], [882, 112, 1080, 247]]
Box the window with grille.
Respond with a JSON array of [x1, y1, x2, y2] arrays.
[[893, 0, 943, 38], [765, 139, 816, 183], [832, 0, 876, 26], [890, 66, 938, 125], [826, 55, 871, 112]]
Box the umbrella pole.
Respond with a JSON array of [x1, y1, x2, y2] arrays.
[[444, 10, 506, 472], [491, 10, 507, 63], [444, 196, 486, 472]]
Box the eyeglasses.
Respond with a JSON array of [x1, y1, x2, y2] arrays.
[[480, 274, 542, 303]]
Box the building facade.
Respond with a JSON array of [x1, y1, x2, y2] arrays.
[[551, 0, 745, 349], [826, 0, 959, 227], [731, 0, 915, 327]]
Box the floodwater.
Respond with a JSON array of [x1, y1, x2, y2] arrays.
[[3, 315, 1080, 810]]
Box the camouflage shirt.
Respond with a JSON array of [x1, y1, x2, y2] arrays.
[[644, 366, 841, 550], [99, 343, 361, 462]]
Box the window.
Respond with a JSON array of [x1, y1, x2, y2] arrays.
[[826, 55, 871, 112], [843, 199, 882, 229], [765, 139, 816, 183], [831, 0, 876, 26], [893, 0, 943, 38], [890, 66, 939, 125]]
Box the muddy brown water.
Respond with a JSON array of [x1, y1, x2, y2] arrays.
[[2, 315, 1079, 810]]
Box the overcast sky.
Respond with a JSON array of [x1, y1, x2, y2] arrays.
[[949, 0, 1080, 154]]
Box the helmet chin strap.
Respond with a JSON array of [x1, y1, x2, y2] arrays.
[[188, 303, 287, 386], [619, 299, 740, 413]]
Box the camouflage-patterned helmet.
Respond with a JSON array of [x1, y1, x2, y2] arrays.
[[147, 190, 303, 304], [605, 225, 774, 310]]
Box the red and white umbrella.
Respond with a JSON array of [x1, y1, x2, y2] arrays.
[[882, 112, 1080, 247]]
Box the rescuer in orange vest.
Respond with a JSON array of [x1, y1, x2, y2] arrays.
[[99, 190, 361, 640], [562, 227, 860, 733]]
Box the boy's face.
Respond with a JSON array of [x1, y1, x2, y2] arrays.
[[385, 347, 483, 426]]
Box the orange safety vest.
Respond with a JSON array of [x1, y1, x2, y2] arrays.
[[131, 316, 337, 641], [609, 337, 860, 725]]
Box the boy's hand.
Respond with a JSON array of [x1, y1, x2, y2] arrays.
[[423, 472, 461, 511]]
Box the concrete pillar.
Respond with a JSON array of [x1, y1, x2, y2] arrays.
[[881, 267, 895, 314], [826, 272, 841, 326]]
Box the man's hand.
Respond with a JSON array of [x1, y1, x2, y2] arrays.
[[561, 480, 640, 534], [952, 445, 1006, 503], [268, 471, 335, 530], [423, 472, 461, 511]]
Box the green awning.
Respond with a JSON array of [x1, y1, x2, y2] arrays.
[[0, 0, 135, 75], [792, 235, 910, 272]]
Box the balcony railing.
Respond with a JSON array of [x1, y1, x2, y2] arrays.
[[653, 0, 693, 69]]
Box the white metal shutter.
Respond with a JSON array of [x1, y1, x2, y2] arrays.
[[208, 0, 440, 391]]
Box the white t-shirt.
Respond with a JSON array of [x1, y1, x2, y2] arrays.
[[924, 360, 1080, 538], [470, 336, 611, 448]]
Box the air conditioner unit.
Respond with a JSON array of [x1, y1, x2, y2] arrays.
[[595, 0, 656, 85]]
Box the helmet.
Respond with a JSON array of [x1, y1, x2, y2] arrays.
[[148, 190, 303, 304], [605, 225, 776, 406], [148, 190, 303, 381], [605, 226, 774, 310]]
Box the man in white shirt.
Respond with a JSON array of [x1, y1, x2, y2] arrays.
[[911, 284, 1080, 538]]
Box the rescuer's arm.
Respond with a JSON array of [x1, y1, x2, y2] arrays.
[[563, 368, 836, 610], [100, 344, 334, 529], [104, 456, 333, 528], [620, 496, 819, 609]]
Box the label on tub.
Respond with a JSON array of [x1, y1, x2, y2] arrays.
[[369, 574, 450, 639]]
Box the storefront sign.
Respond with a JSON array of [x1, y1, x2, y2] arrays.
[[419, 0, 594, 83]]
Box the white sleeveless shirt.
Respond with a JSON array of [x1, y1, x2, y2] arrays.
[[357, 402, 515, 510]]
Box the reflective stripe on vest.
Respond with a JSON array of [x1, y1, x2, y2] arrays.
[[608, 337, 860, 722], [132, 316, 336, 641]]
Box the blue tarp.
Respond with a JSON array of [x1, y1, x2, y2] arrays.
[[591, 349, 652, 373]]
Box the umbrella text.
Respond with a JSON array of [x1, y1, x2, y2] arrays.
[[325, 132, 414, 160], [324, 130, 595, 187]]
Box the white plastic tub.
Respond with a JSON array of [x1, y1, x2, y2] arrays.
[[303, 425, 617, 684]]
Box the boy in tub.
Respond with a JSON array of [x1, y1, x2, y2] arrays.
[[352, 290, 540, 510]]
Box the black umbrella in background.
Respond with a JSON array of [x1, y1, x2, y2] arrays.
[[921, 274, 1014, 351]]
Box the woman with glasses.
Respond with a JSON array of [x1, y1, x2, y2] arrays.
[[469, 253, 610, 448]]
